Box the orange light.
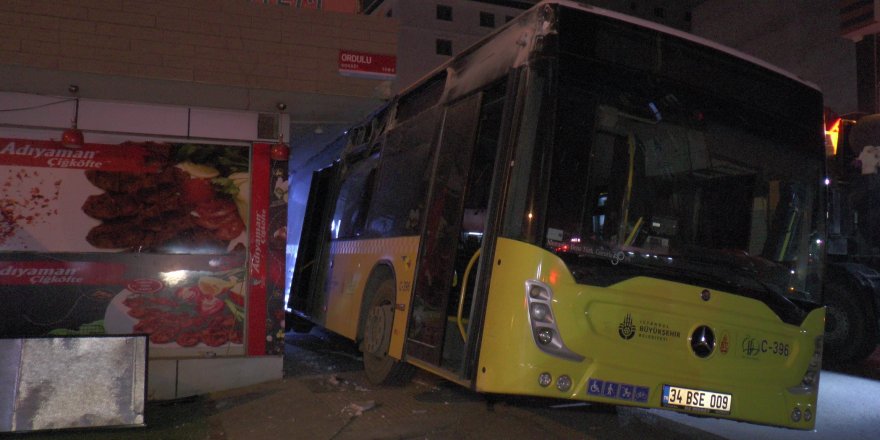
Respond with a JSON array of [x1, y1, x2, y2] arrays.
[[61, 127, 84, 148], [549, 270, 558, 285], [826, 117, 841, 155]]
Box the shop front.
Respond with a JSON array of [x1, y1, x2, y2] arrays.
[[0, 92, 290, 399]]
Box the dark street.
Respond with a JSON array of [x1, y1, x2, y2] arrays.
[[13, 327, 880, 440], [11, 327, 721, 439]]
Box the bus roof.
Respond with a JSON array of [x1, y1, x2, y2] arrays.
[[553, 0, 819, 90], [398, 0, 819, 100]]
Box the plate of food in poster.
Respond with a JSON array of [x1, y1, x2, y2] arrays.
[[0, 140, 250, 254], [104, 270, 245, 349], [82, 142, 250, 254]]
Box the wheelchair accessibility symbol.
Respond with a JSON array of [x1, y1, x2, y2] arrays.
[[587, 379, 604, 396], [586, 378, 649, 403]]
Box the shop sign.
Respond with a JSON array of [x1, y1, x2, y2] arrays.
[[338, 50, 396, 79], [0, 139, 258, 357], [249, 0, 360, 13], [0, 139, 250, 254]]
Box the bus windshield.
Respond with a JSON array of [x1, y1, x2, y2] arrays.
[[533, 67, 824, 315]]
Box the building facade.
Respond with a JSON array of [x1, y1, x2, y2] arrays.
[[691, 0, 860, 114], [0, 0, 397, 400]]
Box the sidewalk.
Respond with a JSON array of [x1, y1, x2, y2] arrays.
[[150, 369, 718, 440], [15, 329, 722, 440]]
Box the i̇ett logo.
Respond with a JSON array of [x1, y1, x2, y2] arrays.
[[742, 336, 760, 357], [619, 313, 636, 340]]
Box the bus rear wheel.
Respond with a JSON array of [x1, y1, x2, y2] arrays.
[[362, 278, 414, 385]]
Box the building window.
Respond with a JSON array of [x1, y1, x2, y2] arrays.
[[386, 8, 393, 18], [437, 4, 452, 21], [654, 7, 665, 18], [480, 11, 495, 28], [505, 15, 514, 23], [684, 11, 692, 22], [436, 39, 452, 56]]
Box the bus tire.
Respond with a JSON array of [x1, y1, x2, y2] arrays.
[[362, 278, 415, 385], [823, 281, 877, 366]]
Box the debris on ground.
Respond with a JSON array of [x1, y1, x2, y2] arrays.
[[342, 400, 377, 417]]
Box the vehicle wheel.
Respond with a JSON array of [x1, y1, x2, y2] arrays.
[[823, 281, 877, 366], [362, 278, 414, 385]]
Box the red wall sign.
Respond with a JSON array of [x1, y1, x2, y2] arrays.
[[0, 139, 158, 172], [247, 143, 271, 355], [0, 261, 126, 285], [338, 50, 397, 80]]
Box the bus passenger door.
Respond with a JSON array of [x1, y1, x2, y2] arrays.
[[288, 163, 339, 324], [406, 84, 506, 375], [406, 95, 482, 368]]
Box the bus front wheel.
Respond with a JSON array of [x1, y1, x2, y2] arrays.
[[362, 278, 414, 385]]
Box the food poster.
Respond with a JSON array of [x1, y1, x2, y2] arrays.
[[1, 139, 250, 253], [267, 145, 289, 355], [244, 143, 288, 356], [0, 253, 247, 357], [0, 138, 264, 357]]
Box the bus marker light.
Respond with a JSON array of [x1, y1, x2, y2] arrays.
[[539, 372, 552, 387], [804, 407, 813, 422], [791, 407, 802, 422], [556, 375, 572, 392]]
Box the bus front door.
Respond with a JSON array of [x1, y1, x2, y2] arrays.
[[406, 84, 506, 376]]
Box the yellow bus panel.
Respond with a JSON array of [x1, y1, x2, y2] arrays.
[[476, 238, 823, 429], [323, 236, 419, 358]]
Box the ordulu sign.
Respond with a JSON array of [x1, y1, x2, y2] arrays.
[[338, 49, 397, 80]]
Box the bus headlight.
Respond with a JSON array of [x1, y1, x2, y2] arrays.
[[801, 336, 823, 388], [529, 285, 549, 300], [789, 335, 822, 396], [525, 280, 584, 362], [536, 327, 554, 345], [530, 303, 551, 321]]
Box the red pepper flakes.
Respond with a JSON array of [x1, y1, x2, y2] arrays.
[[0, 170, 62, 244]]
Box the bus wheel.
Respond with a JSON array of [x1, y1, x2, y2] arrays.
[[823, 281, 876, 366], [362, 278, 414, 385]]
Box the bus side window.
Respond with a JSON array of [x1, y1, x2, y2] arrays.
[[331, 154, 379, 239], [365, 107, 442, 236]]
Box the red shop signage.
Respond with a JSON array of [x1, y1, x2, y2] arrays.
[[0, 261, 126, 285], [338, 50, 396, 80]]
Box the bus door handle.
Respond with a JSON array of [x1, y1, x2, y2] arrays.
[[457, 249, 481, 342]]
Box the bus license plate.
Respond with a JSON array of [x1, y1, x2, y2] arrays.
[[662, 385, 732, 414]]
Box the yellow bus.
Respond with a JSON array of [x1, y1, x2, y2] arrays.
[[288, 0, 826, 429]]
